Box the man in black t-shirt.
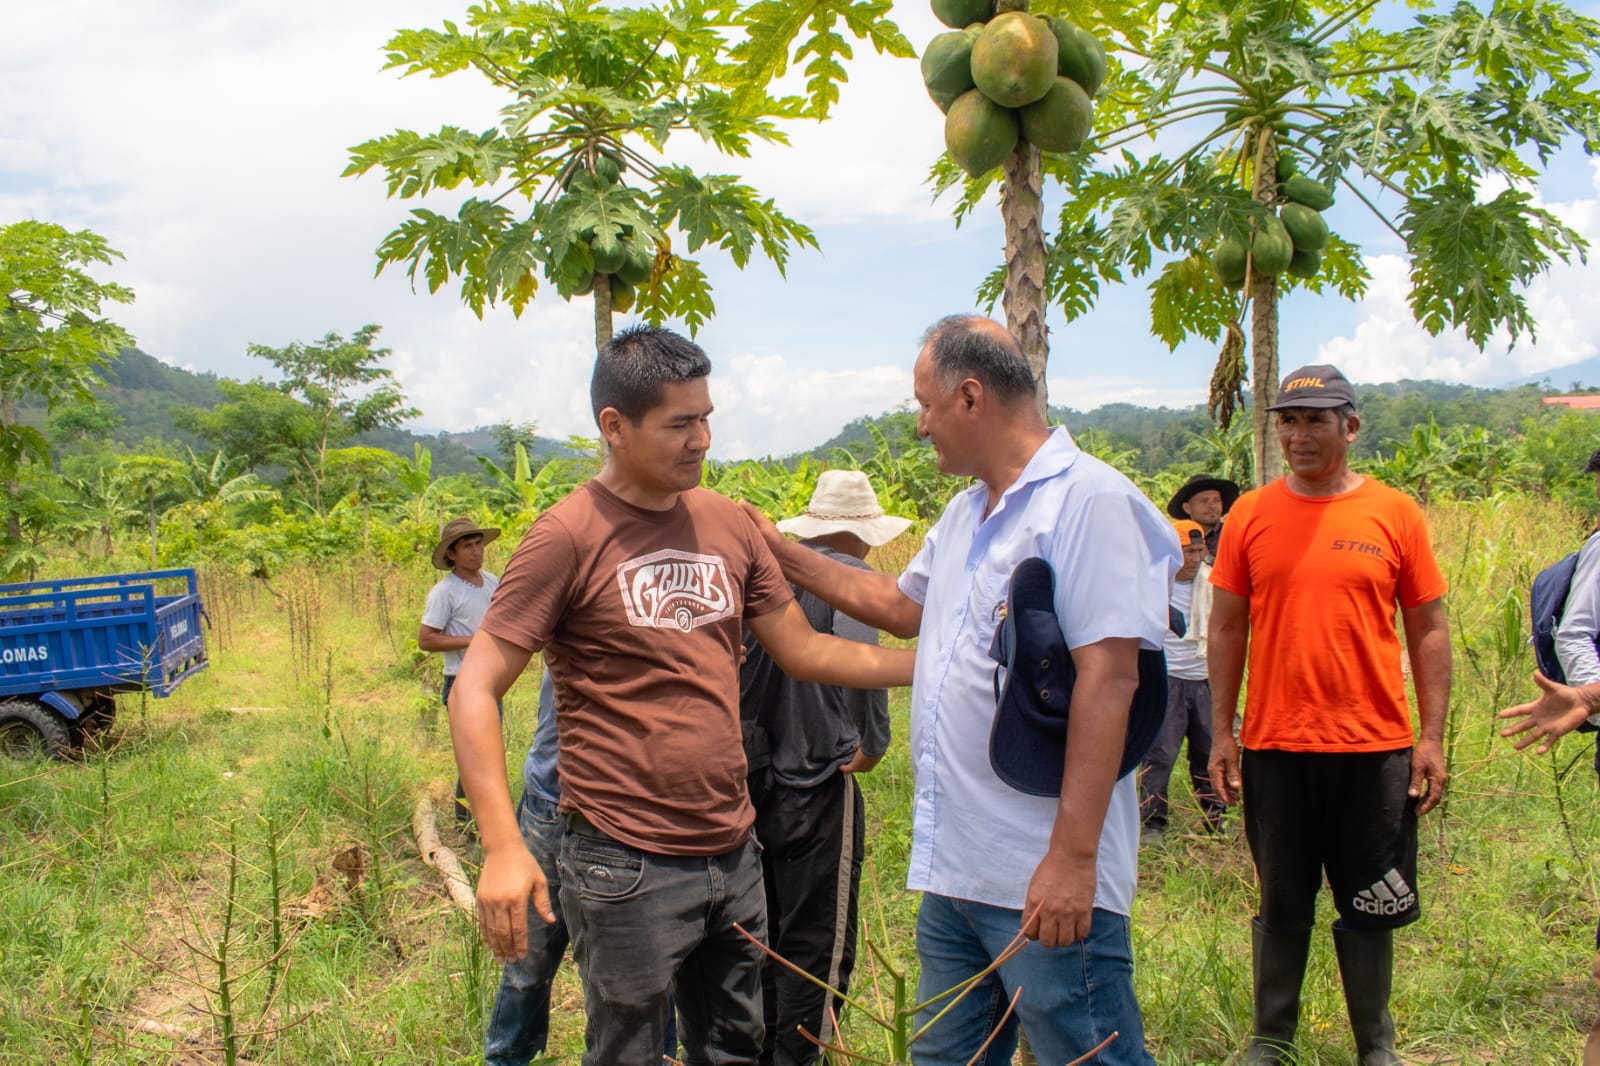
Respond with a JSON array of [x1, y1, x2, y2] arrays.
[[740, 471, 908, 1066]]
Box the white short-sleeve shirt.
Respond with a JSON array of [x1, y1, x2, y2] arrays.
[[422, 571, 499, 676], [897, 428, 1180, 914]]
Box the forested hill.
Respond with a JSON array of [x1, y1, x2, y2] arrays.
[[812, 380, 1570, 473], [23, 349, 570, 478], [24, 348, 1594, 476]]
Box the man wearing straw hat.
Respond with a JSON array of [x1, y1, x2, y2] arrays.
[[740, 470, 909, 1066], [419, 517, 502, 828]]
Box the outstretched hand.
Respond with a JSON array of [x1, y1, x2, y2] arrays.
[[1498, 672, 1593, 755]]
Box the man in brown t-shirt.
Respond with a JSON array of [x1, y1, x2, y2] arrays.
[[448, 325, 913, 1066]]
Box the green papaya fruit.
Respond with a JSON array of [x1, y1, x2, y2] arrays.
[[615, 242, 653, 287], [1287, 247, 1322, 279], [609, 278, 635, 314], [922, 30, 978, 98], [594, 153, 623, 184], [971, 12, 1058, 108], [1048, 17, 1106, 98], [944, 89, 1020, 178], [1212, 236, 1248, 288], [932, 0, 991, 30], [1280, 203, 1328, 253], [1275, 153, 1298, 183], [1250, 216, 1294, 275], [1019, 77, 1093, 153], [1281, 175, 1334, 211], [590, 235, 626, 276]]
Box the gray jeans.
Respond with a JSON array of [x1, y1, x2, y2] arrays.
[[558, 819, 767, 1065], [1138, 676, 1225, 831]]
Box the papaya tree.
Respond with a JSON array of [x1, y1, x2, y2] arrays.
[[921, 0, 1147, 415], [346, 0, 912, 352], [942, 0, 1600, 480]]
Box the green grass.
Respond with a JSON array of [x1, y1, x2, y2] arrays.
[[2, 495, 1598, 1063]]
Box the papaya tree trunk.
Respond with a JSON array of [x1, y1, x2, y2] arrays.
[[1001, 141, 1050, 418], [1249, 133, 1284, 484], [593, 273, 613, 352]]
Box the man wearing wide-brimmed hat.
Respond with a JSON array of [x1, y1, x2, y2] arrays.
[[1167, 473, 1240, 560], [740, 470, 909, 1066], [419, 517, 502, 825]]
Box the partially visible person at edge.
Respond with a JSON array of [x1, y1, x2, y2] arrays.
[[1499, 445, 1600, 1066], [1138, 518, 1227, 845], [1555, 448, 1600, 753], [1167, 473, 1239, 561], [739, 470, 906, 1066], [482, 670, 681, 1065], [418, 518, 500, 829], [1207, 363, 1453, 1066], [743, 314, 1177, 1066], [447, 325, 914, 1066]]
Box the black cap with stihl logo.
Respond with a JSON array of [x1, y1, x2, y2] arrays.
[[1266, 363, 1357, 411]]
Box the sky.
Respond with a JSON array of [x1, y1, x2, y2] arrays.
[[4, 1, 1599, 460]]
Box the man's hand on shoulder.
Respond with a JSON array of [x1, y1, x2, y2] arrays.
[[738, 501, 787, 556], [1023, 846, 1096, 948], [477, 840, 553, 964]]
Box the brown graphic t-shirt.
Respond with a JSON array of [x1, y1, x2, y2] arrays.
[[482, 481, 794, 855]]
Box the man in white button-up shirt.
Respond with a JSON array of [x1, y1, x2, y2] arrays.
[[745, 315, 1178, 1066]]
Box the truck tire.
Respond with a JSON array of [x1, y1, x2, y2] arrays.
[[0, 699, 73, 760]]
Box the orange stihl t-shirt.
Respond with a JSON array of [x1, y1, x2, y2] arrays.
[[1208, 477, 1447, 753]]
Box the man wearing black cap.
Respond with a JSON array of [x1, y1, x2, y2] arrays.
[[1206, 364, 1453, 1066], [1167, 473, 1239, 560]]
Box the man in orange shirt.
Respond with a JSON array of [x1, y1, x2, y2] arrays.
[[1207, 364, 1453, 1066]]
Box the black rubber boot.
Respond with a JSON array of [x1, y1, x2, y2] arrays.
[[1246, 918, 1311, 1064], [1332, 922, 1403, 1066]]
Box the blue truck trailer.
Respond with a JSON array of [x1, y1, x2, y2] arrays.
[[0, 568, 208, 757]]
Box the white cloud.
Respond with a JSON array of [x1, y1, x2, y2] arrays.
[[711, 354, 914, 459]]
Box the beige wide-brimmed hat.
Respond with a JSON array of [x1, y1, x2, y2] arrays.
[[431, 517, 501, 570], [776, 471, 912, 547]]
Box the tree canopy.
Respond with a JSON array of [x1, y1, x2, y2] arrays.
[[346, 0, 912, 348], [0, 220, 134, 474], [939, 0, 1600, 479]]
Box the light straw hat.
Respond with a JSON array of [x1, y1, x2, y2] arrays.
[[775, 471, 912, 547], [431, 517, 501, 570]]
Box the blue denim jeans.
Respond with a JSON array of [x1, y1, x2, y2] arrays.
[[912, 894, 1154, 1066], [559, 820, 766, 1066], [483, 793, 568, 1066]]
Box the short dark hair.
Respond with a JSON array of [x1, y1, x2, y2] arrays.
[[1586, 448, 1600, 475], [591, 325, 712, 425], [920, 315, 1037, 404]]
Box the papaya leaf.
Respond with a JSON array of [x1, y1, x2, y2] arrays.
[[1402, 179, 1584, 347], [1148, 253, 1233, 351], [646, 254, 715, 336], [732, 0, 911, 119]]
